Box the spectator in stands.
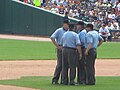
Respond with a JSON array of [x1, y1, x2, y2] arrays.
[[106, 22, 115, 30], [98, 13, 104, 21], [20, 0, 120, 33], [34, 0, 41, 7], [28, 0, 34, 4], [64, 12, 69, 20], [94, 20, 102, 30], [24, 0, 28, 3], [63, 0, 67, 6], [106, 22, 115, 41], [44, 4, 52, 10], [116, 14, 120, 28], [108, 11, 116, 20], [51, 4, 59, 13], [89, 17, 95, 25], [99, 24, 110, 42], [58, 3, 65, 14], [73, 9, 79, 18], [116, 1, 120, 11], [69, 9, 74, 17]]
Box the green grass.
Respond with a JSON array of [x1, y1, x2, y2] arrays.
[[0, 76, 120, 90], [97, 42, 120, 59], [0, 39, 56, 60], [0, 39, 120, 60]]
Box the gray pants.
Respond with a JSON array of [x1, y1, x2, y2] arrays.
[[77, 47, 86, 84], [62, 48, 77, 84], [52, 49, 62, 83], [86, 48, 97, 84]]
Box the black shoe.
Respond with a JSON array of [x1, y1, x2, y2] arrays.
[[77, 82, 86, 85], [69, 82, 79, 86], [85, 83, 95, 85], [62, 83, 68, 85]]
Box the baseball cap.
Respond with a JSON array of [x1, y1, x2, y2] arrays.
[[76, 21, 84, 26], [69, 23, 75, 30], [86, 23, 93, 29], [63, 20, 70, 25]]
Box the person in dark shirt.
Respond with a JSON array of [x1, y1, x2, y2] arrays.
[[64, 12, 69, 20]]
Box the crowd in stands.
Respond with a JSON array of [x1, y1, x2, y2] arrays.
[[19, 0, 120, 40]]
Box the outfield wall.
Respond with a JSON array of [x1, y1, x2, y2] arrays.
[[0, 0, 5, 33]]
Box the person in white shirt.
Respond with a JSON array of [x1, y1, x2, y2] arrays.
[[112, 20, 120, 38], [106, 22, 115, 30], [103, 0, 108, 3], [51, 4, 59, 13], [112, 20, 119, 30], [99, 24, 110, 42], [105, 22, 114, 41], [111, 12, 116, 20], [117, 2, 120, 11], [73, 9, 79, 18], [69, 9, 74, 17], [98, 14, 104, 21], [108, 11, 116, 20]]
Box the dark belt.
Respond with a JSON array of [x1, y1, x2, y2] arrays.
[[90, 48, 96, 50], [81, 46, 85, 48], [63, 47, 76, 50]]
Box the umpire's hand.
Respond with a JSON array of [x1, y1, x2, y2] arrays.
[[79, 54, 82, 60]]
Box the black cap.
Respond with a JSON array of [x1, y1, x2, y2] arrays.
[[76, 21, 84, 26], [86, 23, 93, 29], [63, 20, 70, 25], [65, 12, 69, 15], [69, 23, 75, 31]]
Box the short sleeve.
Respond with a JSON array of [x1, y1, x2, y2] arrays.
[[50, 30, 59, 39], [75, 34, 81, 46], [79, 31, 86, 45], [86, 33, 93, 44]]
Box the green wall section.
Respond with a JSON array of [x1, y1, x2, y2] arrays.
[[12, 1, 65, 36], [1, 0, 77, 36], [0, 0, 5, 33]]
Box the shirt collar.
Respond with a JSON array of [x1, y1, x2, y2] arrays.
[[63, 27, 68, 31]]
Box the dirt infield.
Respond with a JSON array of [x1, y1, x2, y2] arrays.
[[0, 60, 120, 80], [0, 60, 120, 90], [0, 85, 37, 90], [0, 34, 51, 41]]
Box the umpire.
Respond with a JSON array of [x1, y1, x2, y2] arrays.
[[61, 23, 82, 85], [50, 20, 69, 84], [85, 24, 103, 85], [76, 21, 87, 84]]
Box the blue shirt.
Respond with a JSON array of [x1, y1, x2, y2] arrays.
[[50, 27, 67, 45], [85, 30, 103, 48], [78, 29, 87, 47], [61, 31, 81, 49]]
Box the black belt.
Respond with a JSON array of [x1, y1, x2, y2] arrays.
[[63, 47, 76, 50], [81, 46, 85, 48]]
